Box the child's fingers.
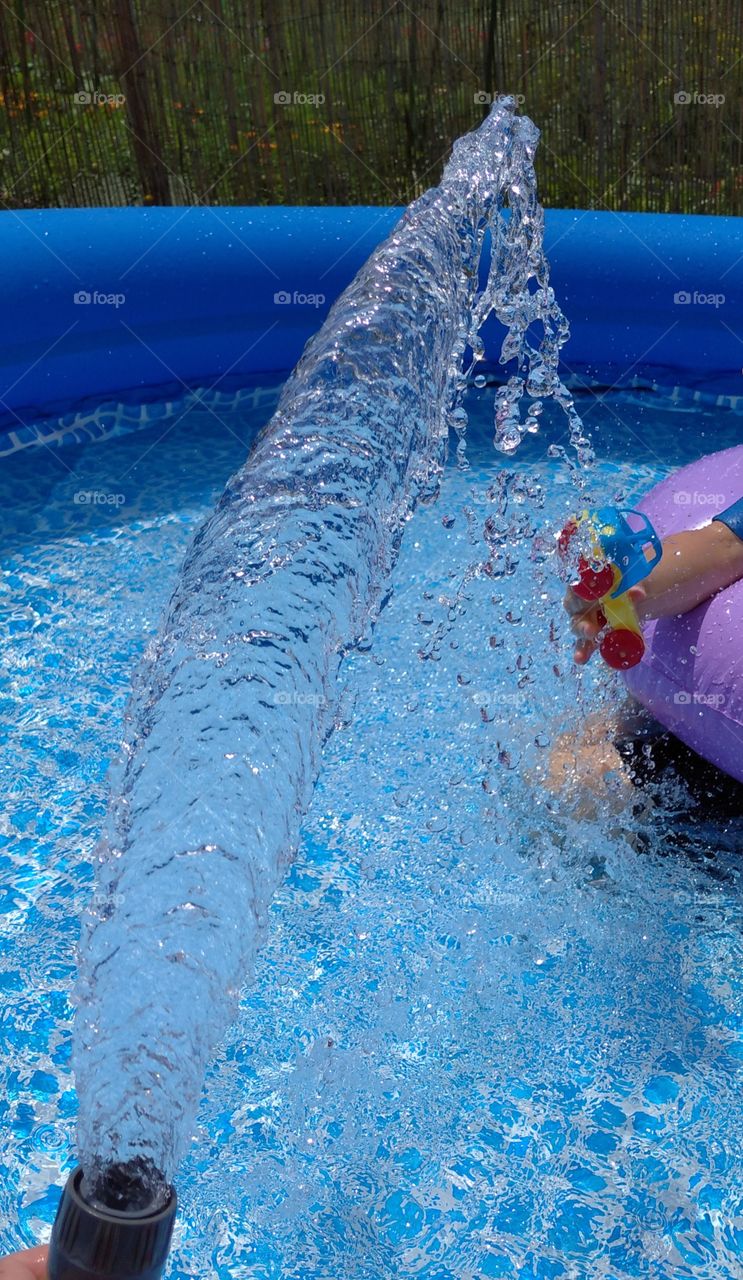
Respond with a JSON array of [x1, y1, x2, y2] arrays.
[[564, 581, 646, 667], [627, 584, 647, 619], [563, 587, 601, 662], [0, 1245, 49, 1279], [571, 611, 601, 642], [573, 636, 597, 664], [562, 587, 586, 617], [564, 589, 601, 633]]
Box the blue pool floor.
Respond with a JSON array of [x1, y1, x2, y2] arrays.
[[0, 383, 741, 1279]]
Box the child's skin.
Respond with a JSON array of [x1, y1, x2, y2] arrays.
[[565, 519, 743, 664], [544, 519, 743, 805], [0, 1246, 48, 1279], [540, 710, 634, 819]]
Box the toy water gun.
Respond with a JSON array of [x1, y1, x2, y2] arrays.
[[558, 506, 663, 670]]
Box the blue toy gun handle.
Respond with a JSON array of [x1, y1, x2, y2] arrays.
[[594, 506, 663, 597]]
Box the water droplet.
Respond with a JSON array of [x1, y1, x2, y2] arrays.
[[494, 426, 522, 453]]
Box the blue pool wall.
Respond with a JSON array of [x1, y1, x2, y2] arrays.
[[1, 207, 742, 439]]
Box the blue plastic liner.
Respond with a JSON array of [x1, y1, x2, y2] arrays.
[[1, 206, 742, 443]]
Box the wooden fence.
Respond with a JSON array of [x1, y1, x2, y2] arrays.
[[1, 1, 741, 212]]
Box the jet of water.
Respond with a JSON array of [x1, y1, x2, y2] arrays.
[[73, 97, 582, 1206]]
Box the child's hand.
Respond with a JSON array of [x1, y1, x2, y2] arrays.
[[564, 520, 743, 665], [0, 1245, 48, 1279], [563, 585, 646, 665]]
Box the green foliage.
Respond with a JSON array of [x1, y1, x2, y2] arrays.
[[0, 1, 740, 212]]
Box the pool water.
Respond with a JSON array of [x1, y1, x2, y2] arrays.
[[0, 384, 741, 1279]]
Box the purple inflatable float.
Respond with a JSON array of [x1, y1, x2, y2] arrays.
[[624, 444, 743, 783]]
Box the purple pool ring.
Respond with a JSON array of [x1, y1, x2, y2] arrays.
[[623, 444, 743, 782]]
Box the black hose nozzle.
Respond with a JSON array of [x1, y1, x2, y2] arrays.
[[48, 1165, 177, 1280]]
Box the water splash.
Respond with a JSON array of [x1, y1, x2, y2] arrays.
[[74, 98, 583, 1203]]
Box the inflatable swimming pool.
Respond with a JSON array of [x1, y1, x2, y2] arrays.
[[625, 446, 743, 783], [2, 188, 743, 1277], [2, 202, 742, 776], [3, 208, 743, 451]]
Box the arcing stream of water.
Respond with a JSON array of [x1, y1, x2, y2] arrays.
[[73, 99, 588, 1208]]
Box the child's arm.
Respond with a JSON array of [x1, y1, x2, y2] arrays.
[[565, 511, 743, 665]]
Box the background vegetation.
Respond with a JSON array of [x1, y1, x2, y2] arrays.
[[1, 1, 741, 212]]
